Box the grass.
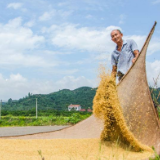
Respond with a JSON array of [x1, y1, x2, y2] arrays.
[[0, 113, 91, 127], [38, 150, 45, 160], [149, 147, 160, 160]]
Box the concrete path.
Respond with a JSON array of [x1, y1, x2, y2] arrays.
[[6, 115, 103, 140], [0, 125, 70, 137]]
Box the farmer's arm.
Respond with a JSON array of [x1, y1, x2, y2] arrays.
[[111, 53, 117, 77], [130, 39, 139, 63], [112, 65, 117, 77], [132, 50, 139, 63]]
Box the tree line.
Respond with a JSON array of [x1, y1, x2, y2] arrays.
[[2, 86, 160, 112]]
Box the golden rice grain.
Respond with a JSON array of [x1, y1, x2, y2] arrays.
[[93, 66, 153, 152], [0, 139, 153, 160]]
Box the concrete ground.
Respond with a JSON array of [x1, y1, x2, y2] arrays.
[[0, 125, 70, 137]]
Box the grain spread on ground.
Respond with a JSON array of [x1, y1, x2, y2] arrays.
[[0, 139, 153, 160], [93, 67, 152, 152], [0, 67, 155, 160]]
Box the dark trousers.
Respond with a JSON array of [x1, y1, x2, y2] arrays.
[[117, 72, 124, 81]]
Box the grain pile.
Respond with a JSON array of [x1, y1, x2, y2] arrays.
[[0, 139, 153, 160], [93, 67, 152, 152]]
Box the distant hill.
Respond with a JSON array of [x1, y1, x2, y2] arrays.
[[2, 86, 160, 111], [3, 87, 97, 111]]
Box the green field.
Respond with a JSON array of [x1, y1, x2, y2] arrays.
[[0, 111, 92, 127]]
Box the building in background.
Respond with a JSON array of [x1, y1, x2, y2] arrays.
[[80, 109, 86, 112], [68, 104, 81, 111], [87, 108, 92, 112]]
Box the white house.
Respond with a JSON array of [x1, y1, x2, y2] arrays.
[[68, 104, 81, 111]]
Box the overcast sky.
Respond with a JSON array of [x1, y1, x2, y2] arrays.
[[0, 0, 160, 101]]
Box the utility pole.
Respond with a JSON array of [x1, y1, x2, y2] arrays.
[[36, 98, 38, 119], [0, 100, 2, 120]]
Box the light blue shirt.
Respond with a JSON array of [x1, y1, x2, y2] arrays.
[[111, 39, 138, 75]]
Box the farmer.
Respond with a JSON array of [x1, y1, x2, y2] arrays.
[[111, 29, 139, 81]]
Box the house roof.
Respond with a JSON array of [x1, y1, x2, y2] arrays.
[[68, 104, 81, 108], [87, 109, 92, 112]]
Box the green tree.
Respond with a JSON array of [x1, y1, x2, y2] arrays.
[[8, 98, 12, 105]]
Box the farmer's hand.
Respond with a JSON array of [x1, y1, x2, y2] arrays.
[[132, 58, 136, 63]]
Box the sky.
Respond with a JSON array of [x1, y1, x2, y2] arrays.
[[0, 0, 160, 101]]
